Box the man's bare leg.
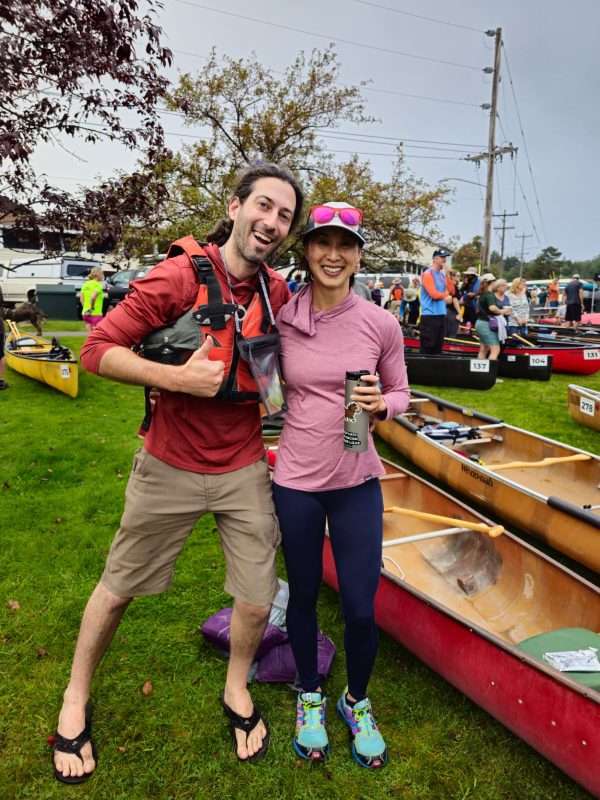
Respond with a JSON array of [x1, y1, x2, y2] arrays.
[[54, 582, 132, 780], [223, 600, 270, 760]]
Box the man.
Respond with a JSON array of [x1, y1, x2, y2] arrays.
[[352, 276, 371, 300], [370, 280, 383, 306], [563, 273, 584, 329], [52, 163, 304, 783], [287, 270, 303, 294], [419, 248, 451, 354], [389, 278, 404, 320]]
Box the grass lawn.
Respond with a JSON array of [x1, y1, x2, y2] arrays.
[[0, 338, 598, 800]]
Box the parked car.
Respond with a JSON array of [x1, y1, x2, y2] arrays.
[[0, 256, 103, 307], [104, 268, 148, 311]]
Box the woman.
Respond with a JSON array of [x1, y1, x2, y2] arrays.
[[506, 277, 530, 336], [80, 267, 105, 332], [474, 274, 511, 360], [445, 268, 461, 336], [405, 276, 421, 325], [273, 202, 409, 768]]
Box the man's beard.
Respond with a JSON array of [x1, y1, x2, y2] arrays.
[[233, 222, 277, 265]]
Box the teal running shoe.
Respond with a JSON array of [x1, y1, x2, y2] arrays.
[[293, 692, 329, 762], [336, 690, 387, 769]]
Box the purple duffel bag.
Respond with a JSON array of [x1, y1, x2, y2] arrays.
[[201, 607, 287, 660], [255, 632, 336, 683]]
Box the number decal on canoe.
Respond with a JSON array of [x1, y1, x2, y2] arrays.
[[583, 349, 600, 361], [60, 366, 70, 379], [529, 355, 548, 367], [580, 397, 595, 416], [470, 359, 490, 373]]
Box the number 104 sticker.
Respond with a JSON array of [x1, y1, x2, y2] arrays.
[[529, 354, 548, 367]]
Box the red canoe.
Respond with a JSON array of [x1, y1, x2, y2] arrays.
[[403, 333, 600, 376], [319, 459, 600, 797]]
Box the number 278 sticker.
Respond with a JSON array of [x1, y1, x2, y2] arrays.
[[580, 397, 595, 416]]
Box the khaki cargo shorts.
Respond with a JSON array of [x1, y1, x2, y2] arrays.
[[101, 449, 280, 607]]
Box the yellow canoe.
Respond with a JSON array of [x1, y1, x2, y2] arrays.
[[5, 322, 78, 398]]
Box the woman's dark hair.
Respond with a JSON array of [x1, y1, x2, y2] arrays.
[[206, 162, 304, 246]]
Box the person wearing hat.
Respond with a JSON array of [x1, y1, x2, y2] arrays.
[[273, 202, 409, 768], [419, 248, 451, 353], [389, 277, 405, 320], [459, 267, 480, 328], [474, 274, 511, 360], [563, 273, 584, 328]]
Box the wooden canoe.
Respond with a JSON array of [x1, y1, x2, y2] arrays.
[[568, 384, 600, 432], [405, 351, 497, 389], [375, 391, 600, 572], [262, 426, 600, 793], [5, 322, 78, 398], [319, 458, 600, 797]]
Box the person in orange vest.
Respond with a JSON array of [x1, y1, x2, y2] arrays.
[[51, 163, 304, 782], [547, 278, 560, 310], [419, 249, 451, 353], [389, 278, 405, 320]]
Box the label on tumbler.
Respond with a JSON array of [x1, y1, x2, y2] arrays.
[[344, 370, 370, 452]]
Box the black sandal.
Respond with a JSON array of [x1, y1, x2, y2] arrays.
[[221, 695, 270, 763], [52, 703, 97, 784]]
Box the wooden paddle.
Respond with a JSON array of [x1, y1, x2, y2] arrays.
[[383, 506, 504, 537], [488, 453, 591, 471], [513, 332, 536, 348]]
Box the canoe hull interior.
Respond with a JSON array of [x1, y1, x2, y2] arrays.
[[376, 394, 600, 572]]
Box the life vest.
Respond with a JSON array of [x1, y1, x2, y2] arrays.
[[138, 236, 279, 427]]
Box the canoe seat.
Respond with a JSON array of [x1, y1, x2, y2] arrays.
[[517, 627, 600, 690]]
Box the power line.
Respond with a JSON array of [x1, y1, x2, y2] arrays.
[[327, 148, 463, 160], [349, 0, 486, 33], [172, 0, 482, 72], [502, 43, 548, 241], [157, 106, 485, 150], [171, 53, 483, 108], [497, 114, 541, 246]]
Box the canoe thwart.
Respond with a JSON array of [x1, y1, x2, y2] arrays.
[[383, 527, 468, 547], [489, 453, 592, 471], [383, 506, 505, 538]]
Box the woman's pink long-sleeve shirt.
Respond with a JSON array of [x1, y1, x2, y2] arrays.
[[273, 286, 410, 491]]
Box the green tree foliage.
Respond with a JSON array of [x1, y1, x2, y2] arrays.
[[451, 236, 482, 271], [525, 246, 563, 279], [124, 47, 449, 262]]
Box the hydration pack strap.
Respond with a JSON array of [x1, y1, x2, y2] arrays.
[[191, 255, 237, 330]]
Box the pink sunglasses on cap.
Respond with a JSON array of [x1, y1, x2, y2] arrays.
[[309, 205, 363, 227]]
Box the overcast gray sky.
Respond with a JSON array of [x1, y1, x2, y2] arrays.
[[33, 0, 600, 261]]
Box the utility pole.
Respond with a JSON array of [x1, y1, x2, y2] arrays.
[[465, 28, 517, 270], [493, 210, 518, 274], [516, 232, 533, 277]]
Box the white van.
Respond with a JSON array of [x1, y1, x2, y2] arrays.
[[0, 256, 102, 306]]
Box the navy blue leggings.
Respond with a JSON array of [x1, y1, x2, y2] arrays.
[[272, 479, 383, 701]]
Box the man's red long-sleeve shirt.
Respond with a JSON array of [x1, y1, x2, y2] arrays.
[[81, 244, 290, 474]]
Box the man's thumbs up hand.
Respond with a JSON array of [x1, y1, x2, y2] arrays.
[[175, 336, 224, 397]]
